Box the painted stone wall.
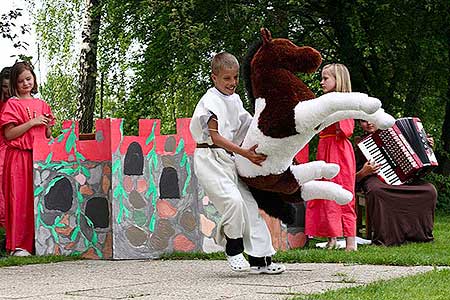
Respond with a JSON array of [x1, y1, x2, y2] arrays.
[[34, 119, 113, 259], [33, 118, 308, 259], [110, 118, 206, 259]]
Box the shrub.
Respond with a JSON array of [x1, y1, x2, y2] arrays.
[[425, 172, 450, 213]]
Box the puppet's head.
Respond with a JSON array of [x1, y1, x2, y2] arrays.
[[243, 28, 322, 107], [242, 28, 322, 139]]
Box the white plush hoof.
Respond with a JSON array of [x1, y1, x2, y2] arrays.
[[371, 109, 396, 130], [301, 181, 352, 204], [322, 163, 340, 179], [362, 97, 382, 115], [333, 188, 353, 205]]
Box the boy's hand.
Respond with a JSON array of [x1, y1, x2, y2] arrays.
[[244, 144, 267, 166]]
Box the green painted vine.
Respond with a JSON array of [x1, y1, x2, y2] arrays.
[[35, 123, 103, 258], [145, 121, 158, 232], [112, 119, 130, 224], [175, 138, 191, 197]]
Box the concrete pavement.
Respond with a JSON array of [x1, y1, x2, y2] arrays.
[[0, 260, 435, 299]]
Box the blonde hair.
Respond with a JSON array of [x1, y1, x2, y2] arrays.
[[322, 63, 352, 92], [211, 52, 239, 75]]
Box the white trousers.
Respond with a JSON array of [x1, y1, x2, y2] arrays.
[[194, 148, 275, 257]]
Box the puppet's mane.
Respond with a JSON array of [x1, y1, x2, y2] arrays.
[[242, 39, 263, 108]]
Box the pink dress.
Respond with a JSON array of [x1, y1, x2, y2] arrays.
[[305, 119, 357, 237], [0, 97, 54, 253], [0, 101, 6, 227]]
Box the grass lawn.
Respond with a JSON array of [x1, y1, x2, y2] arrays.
[[289, 268, 450, 300], [274, 213, 450, 266]]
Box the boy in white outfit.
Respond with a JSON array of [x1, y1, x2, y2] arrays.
[[190, 52, 285, 274]]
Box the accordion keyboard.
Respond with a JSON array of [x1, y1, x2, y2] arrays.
[[358, 127, 419, 185]]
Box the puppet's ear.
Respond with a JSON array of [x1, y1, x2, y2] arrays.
[[260, 28, 272, 45]]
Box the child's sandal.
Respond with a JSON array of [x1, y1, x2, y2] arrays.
[[226, 253, 250, 272]]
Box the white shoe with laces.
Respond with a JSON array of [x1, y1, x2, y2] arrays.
[[226, 253, 250, 272], [250, 263, 286, 275]]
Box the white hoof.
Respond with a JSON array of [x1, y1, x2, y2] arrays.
[[371, 109, 396, 130], [301, 181, 353, 205], [361, 97, 382, 115], [333, 188, 353, 205], [322, 163, 340, 179]]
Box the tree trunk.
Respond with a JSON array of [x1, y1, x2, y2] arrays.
[[327, 1, 372, 95], [77, 0, 102, 133]]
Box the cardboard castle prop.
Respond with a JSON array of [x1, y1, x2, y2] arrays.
[[33, 118, 308, 259]]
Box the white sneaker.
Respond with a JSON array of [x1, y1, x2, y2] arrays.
[[250, 263, 286, 275], [226, 253, 250, 272], [12, 248, 31, 257]]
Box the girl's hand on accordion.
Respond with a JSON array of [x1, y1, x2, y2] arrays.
[[426, 135, 434, 148], [362, 160, 381, 177]]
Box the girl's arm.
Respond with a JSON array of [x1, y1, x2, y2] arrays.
[[4, 115, 52, 140]]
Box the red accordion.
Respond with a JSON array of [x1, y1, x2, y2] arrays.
[[357, 117, 438, 185]]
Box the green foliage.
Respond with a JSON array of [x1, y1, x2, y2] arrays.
[[32, 0, 83, 135], [32, 0, 448, 161], [39, 67, 78, 135], [425, 172, 450, 212], [33, 0, 82, 62]]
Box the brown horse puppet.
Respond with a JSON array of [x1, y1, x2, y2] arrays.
[[237, 28, 394, 224]]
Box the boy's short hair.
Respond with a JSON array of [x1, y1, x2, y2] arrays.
[[211, 52, 239, 75]]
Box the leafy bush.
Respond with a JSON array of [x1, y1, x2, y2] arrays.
[[425, 172, 450, 213]]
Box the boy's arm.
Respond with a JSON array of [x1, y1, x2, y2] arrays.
[[208, 116, 266, 166]]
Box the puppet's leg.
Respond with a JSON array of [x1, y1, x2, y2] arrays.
[[290, 161, 339, 184], [301, 180, 353, 205], [294, 93, 382, 131], [320, 108, 395, 131]]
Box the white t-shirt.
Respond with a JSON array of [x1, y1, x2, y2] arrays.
[[189, 87, 252, 146]]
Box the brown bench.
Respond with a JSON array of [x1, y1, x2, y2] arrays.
[[356, 192, 371, 239]]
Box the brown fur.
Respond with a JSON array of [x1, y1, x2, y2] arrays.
[[251, 29, 321, 138], [240, 169, 300, 197], [239, 28, 323, 223]]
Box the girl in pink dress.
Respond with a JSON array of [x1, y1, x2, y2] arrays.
[[0, 62, 54, 256], [305, 63, 357, 251]]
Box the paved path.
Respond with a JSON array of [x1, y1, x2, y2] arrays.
[[0, 260, 435, 300]]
